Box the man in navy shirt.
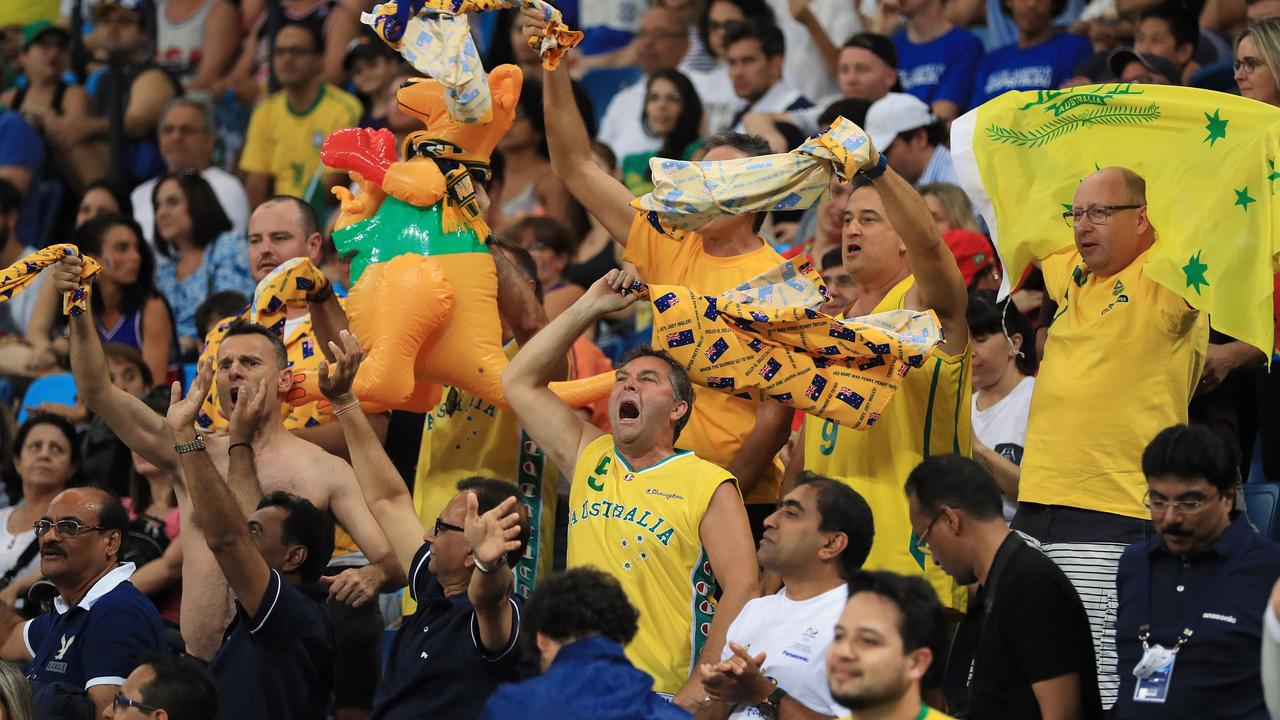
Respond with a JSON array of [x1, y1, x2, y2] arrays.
[[0, 487, 167, 719], [317, 330, 531, 719], [165, 356, 337, 719], [971, 0, 1092, 106], [1115, 424, 1280, 719], [891, 0, 983, 123]]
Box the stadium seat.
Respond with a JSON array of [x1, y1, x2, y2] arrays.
[[578, 66, 644, 128], [181, 363, 199, 391], [1244, 484, 1280, 541], [17, 373, 77, 425]]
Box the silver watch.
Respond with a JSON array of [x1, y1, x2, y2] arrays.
[[174, 434, 207, 455]]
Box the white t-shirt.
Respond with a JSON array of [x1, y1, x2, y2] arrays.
[[722, 584, 848, 719], [972, 375, 1035, 522], [686, 65, 742, 136], [0, 506, 40, 584], [767, 0, 864, 102], [132, 166, 251, 256]]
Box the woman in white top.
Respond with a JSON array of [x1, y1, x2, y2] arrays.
[[0, 414, 79, 609], [967, 291, 1038, 521]]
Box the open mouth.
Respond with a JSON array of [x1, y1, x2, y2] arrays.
[[845, 242, 862, 255], [618, 400, 640, 423], [229, 385, 242, 405]]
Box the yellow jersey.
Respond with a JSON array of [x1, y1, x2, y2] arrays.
[[1020, 247, 1207, 519], [568, 434, 731, 696], [623, 213, 785, 505], [804, 276, 970, 612], [239, 84, 361, 202], [835, 706, 955, 720], [0, 0, 58, 25], [404, 341, 559, 615]]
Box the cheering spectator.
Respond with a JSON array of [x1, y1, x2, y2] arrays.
[[57, 0, 180, 188], [110, 654, 218, 720], [152, 0, 239, 91], [165, 368, 337, 718], [1015, 168, 1207, 707], [1113, 425, 1280, 718], [0, 110, 44, 247], [317, 333, 530, 718], [826, 571, 950, 720], [0, 415, 79, 612], [150, 172, 254, 352], [27, 215, 174, 384], [1133, 3, 1200, 84], [819, 247, 855, 317], [891, 0, 983, 123], [724, 20, 811, 137], [481, 567, 690, 720], [131, 97, 252, 245], [698, 472, 873, 719], [905, 455, 1101, 718], [344, 37, 400, 131], [598, 6, 692, 160], [0, 179, 47, 338], [503, 271, 759, 710], [493, 80, 575, 232], [509, 217, 587, 324], [239, 20, 361, 210], [970, 0, 1092, 106], [919, 183, 980, 235], [865, 93, 956, 186], [0, 487, 167, 718], [620, 69, 704, 195], [77, 179, 134, 230], [966, 293, 1036, 519]]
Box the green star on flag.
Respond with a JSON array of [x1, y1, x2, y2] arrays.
[[1269, 159, 1280, 187], [1235, 186, 1256, 212], [1204, 109, 1228, 147], [1183, 252, 1210, 294]]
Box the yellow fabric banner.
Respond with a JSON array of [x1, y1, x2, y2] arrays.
[[0, 244, 100, 316]]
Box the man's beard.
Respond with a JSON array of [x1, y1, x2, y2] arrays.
[[832, 674, 909, 712]]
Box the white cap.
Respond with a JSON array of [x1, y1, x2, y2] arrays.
[[865, 93, 935, 152]]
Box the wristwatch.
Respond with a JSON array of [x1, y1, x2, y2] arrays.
[[756, 686, 787, 719], [858, 152, 889, 182], [174, 434, 207, 455]]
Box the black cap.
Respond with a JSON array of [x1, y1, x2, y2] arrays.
[[842, 32, 898, 69], [1107, 46, 1182, 84]]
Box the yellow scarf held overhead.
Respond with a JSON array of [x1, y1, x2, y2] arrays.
[[0, 244, 100, 316], [642, 258, 943, 429], [631, 117, 876, 236], [248, 257, 332, 336], [951, 84, 1280, 358]]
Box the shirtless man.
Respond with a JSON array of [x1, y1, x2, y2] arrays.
[[48, 256, 405, 661]]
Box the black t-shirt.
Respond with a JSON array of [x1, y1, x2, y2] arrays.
[[210, 569, 335, 719], [945, 532, 1103, 719]]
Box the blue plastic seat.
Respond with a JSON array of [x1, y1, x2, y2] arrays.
[[1244, 484, 1280, 541], [17, 373, 78, 425]]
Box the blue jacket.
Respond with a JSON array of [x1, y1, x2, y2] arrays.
[[480, 636, 691, 720]]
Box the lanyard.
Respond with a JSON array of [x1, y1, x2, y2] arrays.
[[1134, 532, 1247, 652]]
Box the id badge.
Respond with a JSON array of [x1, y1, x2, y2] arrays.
[[1133, 647, 1176, 703]]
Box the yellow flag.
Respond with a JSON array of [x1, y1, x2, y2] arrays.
[[952, 84, 1280, 357]]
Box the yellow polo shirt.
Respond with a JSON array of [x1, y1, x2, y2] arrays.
[[239, 84, 361, 203]]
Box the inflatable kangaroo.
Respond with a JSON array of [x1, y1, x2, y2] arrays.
[[319, 64, 610, 412]]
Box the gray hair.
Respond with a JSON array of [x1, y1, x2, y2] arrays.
[[160, 95, 217, 136]]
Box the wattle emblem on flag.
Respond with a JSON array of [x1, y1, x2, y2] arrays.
[[952, 84, 1280, 358]]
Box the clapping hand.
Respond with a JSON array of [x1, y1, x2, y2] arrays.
[[463, 493, 523, 571], [698, 642, 772, 705], [166, 357, 213, 438]]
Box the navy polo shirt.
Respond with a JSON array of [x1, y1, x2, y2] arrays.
[[372, 543, 523, 720], [24, 563, 167, 693], [1115, 512, 1280, 718], [210, 569, 335, 720]]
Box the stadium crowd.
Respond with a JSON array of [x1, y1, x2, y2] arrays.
[[0, 0, 1278, 717]]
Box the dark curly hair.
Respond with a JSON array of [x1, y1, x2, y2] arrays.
[[527, 567, 640, 645]]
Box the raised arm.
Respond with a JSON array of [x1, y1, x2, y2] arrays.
[[52, 257, 179, 472], [526, 10, 637, 245], [165, 366, 272, 618], [869, 166, 969, 355], [500, 271, 638, 474], [319, 332, 428, 578], [463, 493, 523, 654]]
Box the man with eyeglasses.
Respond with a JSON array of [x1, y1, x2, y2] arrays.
[[1016, 166, 1209, 708], [904, 455, 1101, 719], [1112, 424, 1280, 719], [0, 487, 167, 720], [106, 653, 217, 720]]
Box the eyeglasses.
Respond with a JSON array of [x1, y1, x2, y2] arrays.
[[433, 518, 465, 536], [1061, 205, 1145, 227], [34, 519, 108, 538], [1234, 57, 1265, 74], [913, 512, 942, 553], [1143, 491, 1220, 515], [113, 694, 161, 714]]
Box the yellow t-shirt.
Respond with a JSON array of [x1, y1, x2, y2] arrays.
[[568, 434, 731, 696], [403, 341, 559, 615], [835, 707, 955, 720], [804, 276, 970, 612], [623, 213, 785, 505], [1020, 247, 1207, 519], [0, 0, 58, 25], [239, 84, 361, 201]]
